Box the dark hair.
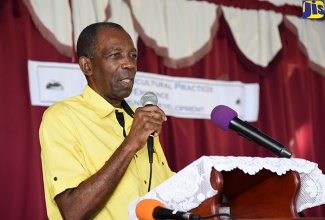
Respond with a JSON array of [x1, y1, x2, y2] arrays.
[[76, 22, 124, 59]]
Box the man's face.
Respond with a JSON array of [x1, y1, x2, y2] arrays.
[[89, 27, 137, 106]]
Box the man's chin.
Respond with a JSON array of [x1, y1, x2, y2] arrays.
[[121, 90, 133, 99]]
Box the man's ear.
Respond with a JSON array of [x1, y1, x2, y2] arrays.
[[79, 57, 92, 76]]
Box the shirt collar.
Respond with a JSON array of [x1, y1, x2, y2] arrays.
[[82, 85, 116, 118]]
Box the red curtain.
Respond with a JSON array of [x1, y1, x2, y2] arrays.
[[1, 0, 324, 218]]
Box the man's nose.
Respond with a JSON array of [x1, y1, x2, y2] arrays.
[[121, 56, 136, 69]]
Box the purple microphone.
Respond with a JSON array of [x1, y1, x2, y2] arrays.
[[210, 105, 292, 158], [210, 105, 238, 131]]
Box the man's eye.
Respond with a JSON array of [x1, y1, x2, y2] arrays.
[[130, 54, 138, 60], [110, 53, 120, 58]]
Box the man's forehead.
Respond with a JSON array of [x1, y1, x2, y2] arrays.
[[97, 31, 136, 51]]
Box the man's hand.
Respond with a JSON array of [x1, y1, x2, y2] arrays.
[[126, 105, 167, 152]]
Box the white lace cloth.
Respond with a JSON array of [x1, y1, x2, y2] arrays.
[[128, 156, 325, 219]]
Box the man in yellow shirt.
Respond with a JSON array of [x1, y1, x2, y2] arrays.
[[39, 22, 174, 220]]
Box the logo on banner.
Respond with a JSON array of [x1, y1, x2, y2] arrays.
[[302, 0, 325, 19]]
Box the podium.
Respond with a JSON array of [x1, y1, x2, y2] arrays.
[[128, 156, 325, 220], [190, 168, 301, 219]]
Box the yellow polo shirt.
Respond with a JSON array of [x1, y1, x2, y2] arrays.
[[39, 85, 174, 220]]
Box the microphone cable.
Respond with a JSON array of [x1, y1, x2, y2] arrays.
[[147, 160, 152, 192], [147, 135, 154, 192]]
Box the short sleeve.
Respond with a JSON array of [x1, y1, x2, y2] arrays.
[[39, 106, 90, 201]]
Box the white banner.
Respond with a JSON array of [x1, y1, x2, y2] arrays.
[[28, 60, 259, 121]]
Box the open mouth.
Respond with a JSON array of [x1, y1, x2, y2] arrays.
[[122, 78, 131, 83], [120, 78, 133, 87]]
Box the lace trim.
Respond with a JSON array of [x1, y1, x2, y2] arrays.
[[128, 156, 325, 219]]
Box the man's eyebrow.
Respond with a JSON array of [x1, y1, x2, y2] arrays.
[[107, 47, 137, 53], [107, 47, 122, 52]]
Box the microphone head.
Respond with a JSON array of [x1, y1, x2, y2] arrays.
[[211, 105, 238, 130], [140, 91, 158, 106], [135, 199, 164, 220]]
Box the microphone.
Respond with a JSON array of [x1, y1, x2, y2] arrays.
[[135, 199, 201, 220], [210, 105, 292, 158], [140, 91, 158, 164]]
